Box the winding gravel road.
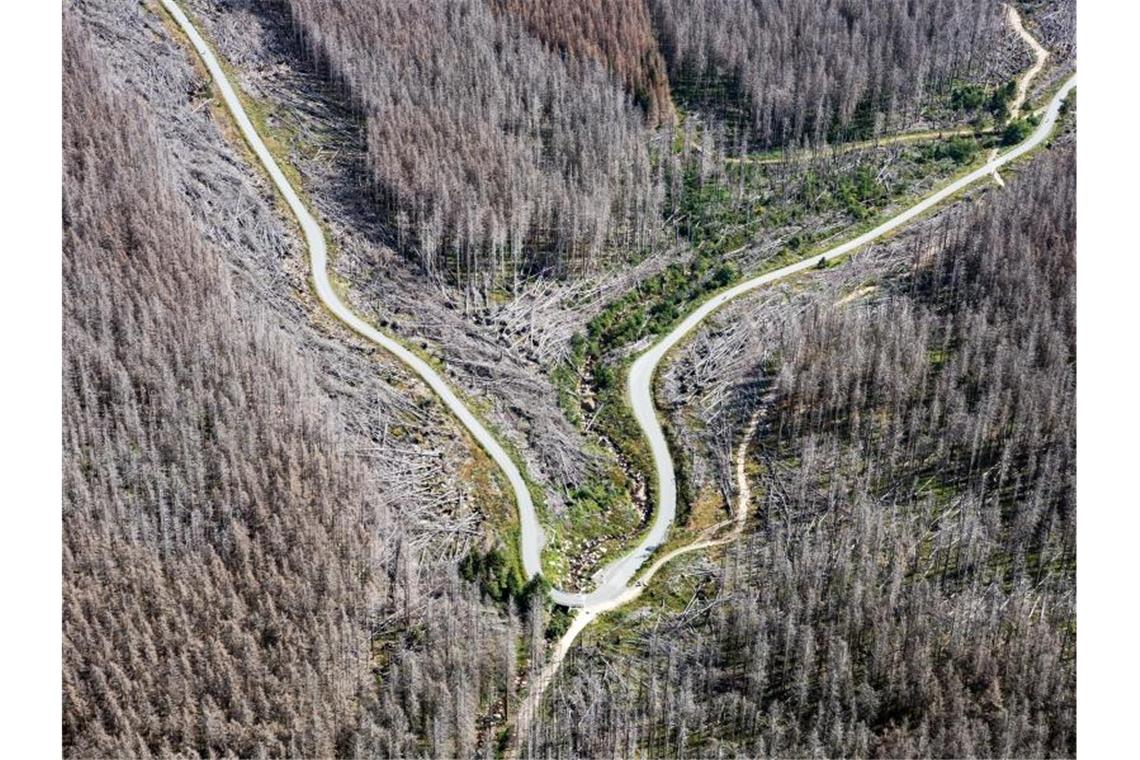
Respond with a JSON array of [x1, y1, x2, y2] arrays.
[[619, 70, 1076, 604], [158, 0, 550, 595], [159, 0, 1073, 612]]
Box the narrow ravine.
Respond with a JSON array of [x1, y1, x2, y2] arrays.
[[512, 408, 763, 754], [158, 0, 1072, 747], [158, 0, 1072, 611], [512, 13, 1071, 744]]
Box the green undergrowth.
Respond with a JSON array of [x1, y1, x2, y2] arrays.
[[949, 78, 1018, 125], [456, 548, 573, 643], [541, 475, 642, 588], [547, 135, 992, 579], [459, 544, 542, 607], [583, 550, 720, 654]]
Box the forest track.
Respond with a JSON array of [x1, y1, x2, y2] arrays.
[[722, 5, 1045, 167], [159, 0, 1070, 614], [510, 69, 1074, 752], [615, 76, 1074, 602], [159, 0, 1071, 746], [726, 126, 987, 166], [158, 0, 551, 600], [512, 407, 763, 754], [1007, 3, 1050, 118]]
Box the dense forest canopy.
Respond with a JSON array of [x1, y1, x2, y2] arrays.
[[61, 0, 1076, 755], [63, 20, 378, 753]]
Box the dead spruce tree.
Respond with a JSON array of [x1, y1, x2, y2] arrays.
[[63, 11, 522, 756], [284, 0, 661, 285], [531, 145, 1076, 759], [650, 0, 1015, 148]]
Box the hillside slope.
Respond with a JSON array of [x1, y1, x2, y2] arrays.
[[651, 0, 1018, 148], [532, 143, 1076, 758], [63, 8, 525, 755]]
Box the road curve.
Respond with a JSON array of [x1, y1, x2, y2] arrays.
[[512, 72, 1075, 751], [723, 7, 1044, 169], [576, 71, 1077, 609], [161, 0, 1073, 611], [158, 0, 564, 593], [512, 410, 762, 753]]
